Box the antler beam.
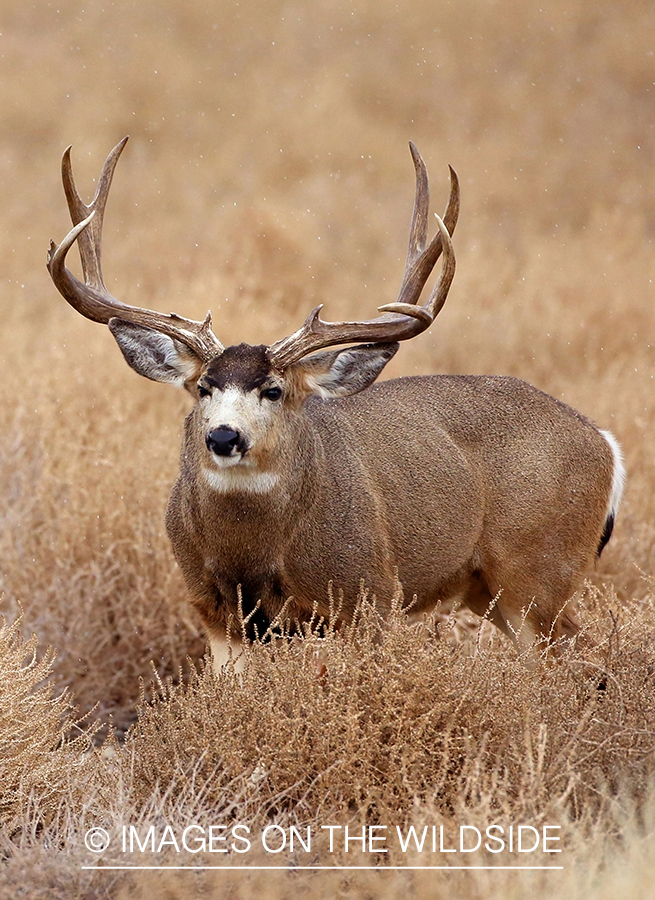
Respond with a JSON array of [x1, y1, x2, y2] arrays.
[[47, 137, 224, 362], [268, 143, 458, 369]]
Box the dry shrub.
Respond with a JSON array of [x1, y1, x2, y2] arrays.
[[0, 616, 94, 835], [0, 368, 206, 732], [115, 591, 655, 834], [1, 589, 643, 899]]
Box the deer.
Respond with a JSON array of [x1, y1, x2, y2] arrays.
[[47, 137, 625, 670]]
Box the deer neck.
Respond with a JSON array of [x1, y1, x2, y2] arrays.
[[181, 412, 324, 549]]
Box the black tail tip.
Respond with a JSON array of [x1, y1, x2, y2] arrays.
[[597, 513, 615, 558]]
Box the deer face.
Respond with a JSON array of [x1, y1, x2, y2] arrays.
[[106, 321, 399, 491], [197, 344, 287, 471], [196, 341, 400, 469]]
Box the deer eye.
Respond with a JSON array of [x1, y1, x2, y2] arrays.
[[261, 386, 283, 402], [197, 385, 211, 398]]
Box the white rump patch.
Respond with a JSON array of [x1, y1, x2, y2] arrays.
[[202, 466, 280, 495], [599, 429, 626, 519]]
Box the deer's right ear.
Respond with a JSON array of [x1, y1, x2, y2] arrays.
[[108, 319, 204, 386]]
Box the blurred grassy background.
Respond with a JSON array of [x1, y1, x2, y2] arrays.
[[0, 2, 655, 895]]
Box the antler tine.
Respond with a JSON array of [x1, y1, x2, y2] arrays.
[[406, 141, 430, 257], [268, 147, 458, 370], [47, 138, 224, 361], [391, 155, 459, 312], [61, 135, 127, 292]]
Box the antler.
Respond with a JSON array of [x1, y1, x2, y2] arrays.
[[47, 137, 224, 362], [268, 143, 458, 369]]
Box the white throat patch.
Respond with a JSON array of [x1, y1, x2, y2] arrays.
[[202, 466, 280, 495]]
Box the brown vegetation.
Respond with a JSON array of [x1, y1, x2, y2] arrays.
[[1, 0, 655, 897]]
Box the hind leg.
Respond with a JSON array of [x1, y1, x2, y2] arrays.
[[462, 573, 521, 648], [485, 564, 583, 657], [464, 568, 583, 659]]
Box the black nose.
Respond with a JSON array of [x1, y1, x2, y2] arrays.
[[206, 427, 241, 456]]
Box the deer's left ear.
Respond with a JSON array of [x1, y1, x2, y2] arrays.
[[292, 342, 399, 399]]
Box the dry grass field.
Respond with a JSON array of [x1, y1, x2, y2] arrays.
[[1, 0, 655, 897]]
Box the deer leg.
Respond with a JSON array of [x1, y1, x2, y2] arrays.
[[461, 573, 520, 647], [207, 628, 245, 674], [493, 582, 582, 656]]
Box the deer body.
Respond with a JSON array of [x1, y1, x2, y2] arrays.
[[166, 367, 617, 649], [47, 138, 624, 664]]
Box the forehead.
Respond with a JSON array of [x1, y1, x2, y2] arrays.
[[204, 343, 273, 391]]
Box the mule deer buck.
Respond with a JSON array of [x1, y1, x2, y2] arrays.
[[47, 138, 624, 667]]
